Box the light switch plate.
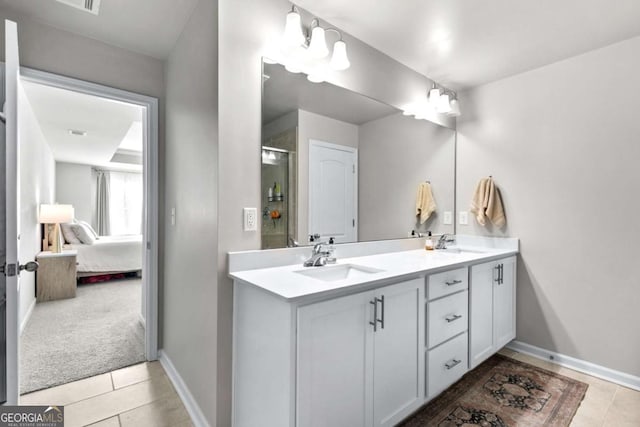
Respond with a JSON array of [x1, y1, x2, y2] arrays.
[[459, 211, 469, 225], [243, 208, 257, 231], [443, 211, 452, 225]]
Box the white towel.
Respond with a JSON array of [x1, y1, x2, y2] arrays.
[[416, 182, 436, 224]]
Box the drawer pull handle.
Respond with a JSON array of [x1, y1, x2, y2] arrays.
[[445, 314, 463, 323], [445, 359, 462, 370], [445, 279, 462, 286]]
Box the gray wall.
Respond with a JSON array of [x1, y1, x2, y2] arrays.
[[217, 0, 454, 424], [457, 35, 640, 377], [297, 109, 359, 243], [18, 84, 55, 331], [359, 113, 456, 240], [163, 0, 218, 424], [55, 162, 96, 228]]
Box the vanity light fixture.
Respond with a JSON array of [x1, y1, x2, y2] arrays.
[[448, 93, 461, 117], [428, 83, 441, 106], [278, 5, 351, 83], [403, 83, 461, 120], [436, 92, 452, 114]]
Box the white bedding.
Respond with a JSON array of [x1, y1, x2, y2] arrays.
[[69, 235, 143, 273]]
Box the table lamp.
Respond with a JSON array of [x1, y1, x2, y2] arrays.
[[39, 204, 74, 253]]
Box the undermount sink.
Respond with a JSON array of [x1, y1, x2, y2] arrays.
[[294, 264, 384, 282]]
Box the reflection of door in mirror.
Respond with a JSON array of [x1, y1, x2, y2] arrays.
[[309, 140, 357, 244], [261, 127, 297, 249]]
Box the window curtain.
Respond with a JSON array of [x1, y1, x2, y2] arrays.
[[109, 171, 143, 236], [96, 171, 111, 236]]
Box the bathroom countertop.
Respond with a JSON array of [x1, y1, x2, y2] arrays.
[[229, 244, 518, 303]]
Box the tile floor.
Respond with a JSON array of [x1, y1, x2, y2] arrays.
[[19, 350, 640, 427], [20, 361, 193, 427]]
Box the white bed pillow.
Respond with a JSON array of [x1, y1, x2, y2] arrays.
[[71, 223, 97, 245], [60, 223, 82, 244], [77, 220, 99, 239]]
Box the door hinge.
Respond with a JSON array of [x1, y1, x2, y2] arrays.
[[352, 219, 355, 227], [1, 263, 17, 277], [352, 164, 356, 173], [146, 241, 151, 250]]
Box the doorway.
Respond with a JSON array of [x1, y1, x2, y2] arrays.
[[1, 61, 159, 402]]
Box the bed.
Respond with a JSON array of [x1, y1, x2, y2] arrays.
[[68, 235, 143, 277]]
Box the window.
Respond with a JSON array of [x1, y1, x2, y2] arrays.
[[109, 171, 143, 235]]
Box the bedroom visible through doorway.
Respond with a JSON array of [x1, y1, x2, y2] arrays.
[[16, 77, 152, 394]]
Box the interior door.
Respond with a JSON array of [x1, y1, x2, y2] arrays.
[[2, 19, 20, 405], [309, 140, 357, 243]]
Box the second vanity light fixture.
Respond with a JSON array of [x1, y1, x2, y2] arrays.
[[279, 5, 351, 83], [404, 83, 461, 119]]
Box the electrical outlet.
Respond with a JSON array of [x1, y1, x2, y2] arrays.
[[459, 211, 469, 225], [443, 211, 452, 225], [243, 208, 257, 231]]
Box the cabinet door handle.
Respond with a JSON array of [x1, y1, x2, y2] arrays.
[[376, 296, 385, 330], [369, 299, 377, 332], [494, 265, 501, 283], [445, 359, 462, 370], [445, 279, 462, 286], [445, 314, 463, 323], [499, 264, 504, 285]]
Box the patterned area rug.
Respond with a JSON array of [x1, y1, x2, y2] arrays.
[[400, 354, 588, 427]]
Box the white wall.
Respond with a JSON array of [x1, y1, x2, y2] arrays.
[[163, 0, 218, 424], [18, 84, 55, 332], [55, 162, 96, 227], [359, 113, 456, 240], [218, 1, 454, 423], [457, 36, 640, 377], [297, 109, 359, 243]]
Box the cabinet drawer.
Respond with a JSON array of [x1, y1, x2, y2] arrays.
[[427, 267, 468, 301], [427, 290, 468, 348], [427, 332, 468, 399]]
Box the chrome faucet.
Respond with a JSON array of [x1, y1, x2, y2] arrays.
[[303, 238, 337, 267], [435, 234, 455, 250]]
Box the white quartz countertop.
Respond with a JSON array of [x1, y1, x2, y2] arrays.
[[229, 243, 518, 302]]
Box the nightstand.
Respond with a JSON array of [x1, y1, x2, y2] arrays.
[[36, 250, 78, 302]]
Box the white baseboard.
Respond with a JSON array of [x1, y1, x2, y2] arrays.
[[507, 340, 640, 391], [19, 298, 36, 336], [158, 350, 210, 427]]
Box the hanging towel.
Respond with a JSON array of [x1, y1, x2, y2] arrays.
[[416, 182, 436, 224], [470, 177, 506, 227]]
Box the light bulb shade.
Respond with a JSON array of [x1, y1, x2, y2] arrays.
[[39, 204, 74, 224], [308, 26, 329, 59], [283, 10, 305, 48], [330, 40, 350, 70], [448, 99, 461, 117], [428, 87, 441, 105], [437, 93, 452, 114]]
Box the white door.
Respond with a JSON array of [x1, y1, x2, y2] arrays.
[[494, 256, 516, 349], [297, 291, 374, 427], [372, 279, 424, 427], [469, 260, 496, 369], [3, 19, 20, 405], [309, 140, 357, 243]]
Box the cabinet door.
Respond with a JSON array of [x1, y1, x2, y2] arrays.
[[494, 256, 516, 349], [469, 260, 497, 369], [297, 291, 374, 427], [373, 278, 424, 427]]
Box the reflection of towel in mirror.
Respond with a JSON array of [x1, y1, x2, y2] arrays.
[[416, 182, 436, 224], [470, 178, 506, 227]]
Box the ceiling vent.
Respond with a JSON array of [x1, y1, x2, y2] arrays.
[[56, 0, 102, 15]]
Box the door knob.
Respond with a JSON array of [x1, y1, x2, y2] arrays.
[[20, 261, 39, 273]]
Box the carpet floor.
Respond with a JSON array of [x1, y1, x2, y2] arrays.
[[20, 278, 145, 394], [400, 354, 588, 427]]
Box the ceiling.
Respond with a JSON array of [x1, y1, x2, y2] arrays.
[[263, 63, 397, 125], [296, 0, 640, 89], [22, 81, 144, 170], [0, 0, 199, 59]]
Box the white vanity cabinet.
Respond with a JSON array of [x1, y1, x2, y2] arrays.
[[469, 256, 517, 369], [298, 278, 424, 427], [233, 277, 424, 427]]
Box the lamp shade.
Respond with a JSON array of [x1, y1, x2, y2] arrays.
[[428, 87, 441, 105], [308, 26, 329, 59], [39, 204, 74, 224], [283, 10, 305, 48], [437, 93, 452, 114], [448, 99, 461, 117], [330, 40, 350, 70]]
